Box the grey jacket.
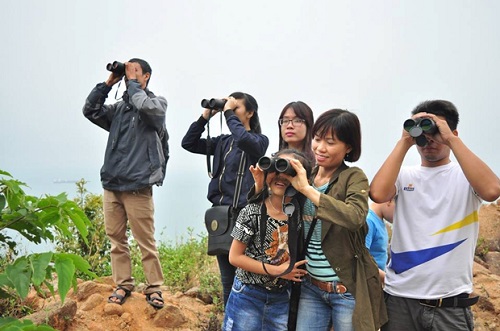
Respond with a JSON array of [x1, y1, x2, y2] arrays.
[[83, 80, 168, 191]]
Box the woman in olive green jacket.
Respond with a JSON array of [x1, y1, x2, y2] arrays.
[[288, 109, 388, 331]]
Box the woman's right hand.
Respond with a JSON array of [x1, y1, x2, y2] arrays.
[[249, 165, 265, 193], [287, 158, 322, 206], [288, 159, 311, 193]]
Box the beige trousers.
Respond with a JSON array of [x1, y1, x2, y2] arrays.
[[103, 187, 164, 294]]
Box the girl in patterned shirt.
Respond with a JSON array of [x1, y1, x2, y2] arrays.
[[222, 149, 312, 331]]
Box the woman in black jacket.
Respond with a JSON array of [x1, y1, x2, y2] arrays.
[[182, 92, 269, 306]]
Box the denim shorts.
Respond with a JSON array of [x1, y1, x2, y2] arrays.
[[223, 277, 290, 331]]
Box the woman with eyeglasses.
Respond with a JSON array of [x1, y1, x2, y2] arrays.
[[278, 101, 315, 162]]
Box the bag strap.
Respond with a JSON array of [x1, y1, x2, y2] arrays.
[[304, 218, 317, 249], [300, 179, 336, 259], [232, 150, 247, 209], [206, 118, 213, 178]]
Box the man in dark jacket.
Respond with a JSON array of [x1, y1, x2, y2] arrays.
[[83, 58, 168, 309]]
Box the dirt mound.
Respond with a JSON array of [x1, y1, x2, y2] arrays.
[[19, 201, 500, 330], [23, 276, 222, 331]]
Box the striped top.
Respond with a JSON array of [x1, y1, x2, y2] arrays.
[[303, 182, 339, 282]]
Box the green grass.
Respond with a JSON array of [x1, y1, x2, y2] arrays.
[[130, 228, 222, 306]]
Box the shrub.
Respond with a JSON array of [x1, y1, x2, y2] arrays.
[[0, 170, 96, 330], [54, 180, 111, 279]]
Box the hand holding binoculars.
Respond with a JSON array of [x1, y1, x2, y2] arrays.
[[201, 98, 227, 111], [403, 118, 437, 146], [106, 61, 125, 75], [258, 156, 297, 177]]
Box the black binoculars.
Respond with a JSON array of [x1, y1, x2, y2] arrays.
[[258, 156, 297, 177], [106, 61, 125, 75], [201, 98, 227, 110], [403, 118, 437, 146]]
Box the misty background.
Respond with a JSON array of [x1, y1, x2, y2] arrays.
[[1, 1, 499, 252]]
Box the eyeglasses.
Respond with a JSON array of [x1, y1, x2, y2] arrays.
[[278, 118, 306, 127]]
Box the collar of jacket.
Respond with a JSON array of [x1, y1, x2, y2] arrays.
[[309, 162, 349, 188], [121, 87, 154, 104]]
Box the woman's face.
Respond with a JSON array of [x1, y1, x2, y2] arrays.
[[233, 99, 252, 128], [266, 153, 294, 197], [280, 107, 307, 149], [312, 129, 351, 171]]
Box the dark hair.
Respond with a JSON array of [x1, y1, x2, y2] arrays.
[[129, 58, 152, 86], [230, 92, 262, 134], [278, 101, 315, 162], [312, 109, 362, 162], [273, 148, 313, 178], [411, 100, 459, 131]]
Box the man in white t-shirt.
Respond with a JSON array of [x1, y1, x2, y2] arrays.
[[370, 100, 500, 331]]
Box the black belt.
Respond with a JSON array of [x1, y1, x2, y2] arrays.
[[419, 294, 479, 308], [249, 283, 288, 293]]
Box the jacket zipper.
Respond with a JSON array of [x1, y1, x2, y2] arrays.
[[218, 140, 234, 205]]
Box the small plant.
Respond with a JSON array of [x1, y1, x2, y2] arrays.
[[0, 318, 55, 330], [0, 170, 95, 330], [475, 236, 489, 258], [54, 179, 111, 279], [200, 312, 224, 331], [0, 294, 35, 319]]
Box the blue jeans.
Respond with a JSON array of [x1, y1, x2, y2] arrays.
[[223, 277, 290, 331], [296, 277, 355, 331], [217, 254, 236, 307]]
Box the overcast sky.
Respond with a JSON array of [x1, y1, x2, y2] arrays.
[[1, 1, 499, 251]]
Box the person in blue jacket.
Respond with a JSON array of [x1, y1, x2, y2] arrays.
[[365, 200, 394, 284], [182, 92, 269, 306]]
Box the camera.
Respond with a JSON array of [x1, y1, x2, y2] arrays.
[[258, 156, 297, 176], [403, 118, 437, 146], [106, 61, 125, 75], [201, 98, 227, 110]]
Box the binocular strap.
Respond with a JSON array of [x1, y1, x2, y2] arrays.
[[259, 200, 299, 278]]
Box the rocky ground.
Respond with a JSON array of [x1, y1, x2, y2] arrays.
[[472, 202, 500, 330], [18, 201, 500, 330], [23, 276, 223, 331]]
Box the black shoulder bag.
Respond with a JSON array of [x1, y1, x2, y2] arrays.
[[204, 146, 246, 256]]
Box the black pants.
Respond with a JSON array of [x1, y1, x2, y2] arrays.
[[217, 253, 236, 307]]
